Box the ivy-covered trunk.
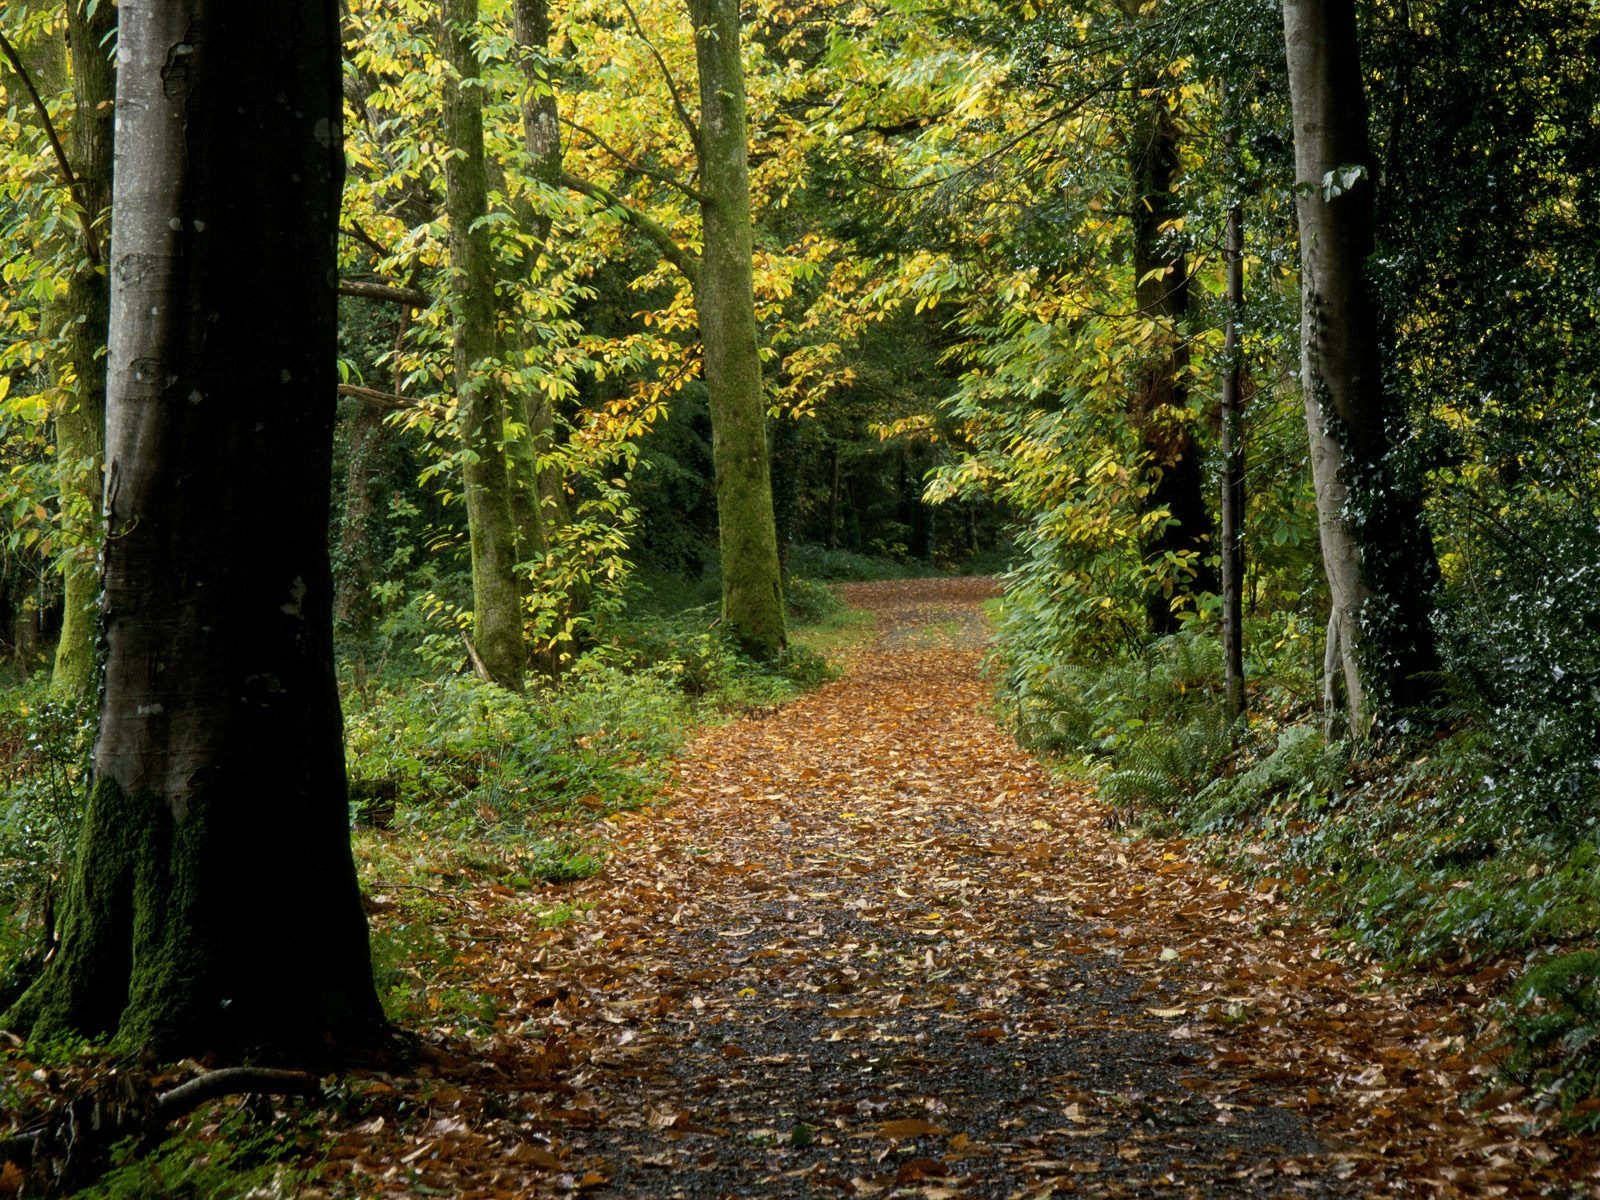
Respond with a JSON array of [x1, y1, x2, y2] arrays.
[[1126, 79, 1216, 635], [5, 0, 387, 1055], [1283, 0, 1439, 735], [688, 0, 786, 660], [48, 0, 115, 698], [442, 0, 525, 690]]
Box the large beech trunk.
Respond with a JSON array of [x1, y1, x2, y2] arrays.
[[688, 0, 787, 660], [1283, 0, 1438, 735], [442, 0, 525, 690], [5, 0, 386, 1056]]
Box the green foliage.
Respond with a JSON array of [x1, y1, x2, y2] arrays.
[[0, 677, 91, 998], [785, 543, 938, 582], [366, 889, 484, 1027], [1187, 725, 1348, 834], [1497, 952, 1600, 1131], [344, 667, 687, 836], [75, 1107, 322, 1200], [596, 602, 833, 710]]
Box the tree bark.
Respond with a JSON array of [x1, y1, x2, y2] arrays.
[[510, 0, 584, 674], [442, 0, 524, 691], [1219, 113, 1247, 723], [5, 0, 387, 1056], [1127, 79, 1216, 635], [49, 0, 117, 698], [1283, 0, 1439, 736], [687, 0, 787, 660]]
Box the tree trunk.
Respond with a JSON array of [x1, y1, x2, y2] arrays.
[[1219, 186, 1247, 722], [687, 0, 786, 660], [442, 0, 524, 690], [1283, 0, 1439, 736], [510, 0, 584, 674], [1127, 80, 1216, 635], [512, 0, 570, 540], [49, 1, 116, 698], [5, 0, 387, 1056]]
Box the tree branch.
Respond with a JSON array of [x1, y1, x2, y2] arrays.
[[339, 280, 430, 307], [560, 115, 706, 205], [155, 1069, 322, 1122], [341, 221, 396, 260], [339, 383, 416, 410], [0, 26, 102, 266], [618, 0, 701, 153], [560, 170, 700, 288]]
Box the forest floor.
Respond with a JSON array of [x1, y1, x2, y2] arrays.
[[316, 577, 1599, 1199]]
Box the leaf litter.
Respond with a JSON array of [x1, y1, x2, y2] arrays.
[[312, 577, 1599, 1198]]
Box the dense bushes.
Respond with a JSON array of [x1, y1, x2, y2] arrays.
[[0, 682, 91, 1009]]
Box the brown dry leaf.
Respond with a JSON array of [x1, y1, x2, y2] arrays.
[[507, 1144, 562, 1169]]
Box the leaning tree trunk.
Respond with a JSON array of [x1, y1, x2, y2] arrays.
[[4, 0, 387, 1056], [442, 0, 525, 690], [49, 0, 116, 697], [1127, 79, 1216, 635], [1283, 0, 1439, 736], [687, 0, 786, 660]]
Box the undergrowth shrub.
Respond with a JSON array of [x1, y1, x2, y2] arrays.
[[74, 1106, 322, 1200], [1496, 951, 1600, 1131], [1188, 725, 1349, 833], [343, 666, 687, 838], [0, 680, 93, 1002], [786, 543, 936, 581]]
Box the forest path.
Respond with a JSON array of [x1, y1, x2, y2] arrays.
[[329, 578, 1573, 1199]]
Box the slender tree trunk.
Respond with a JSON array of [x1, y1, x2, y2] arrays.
[[510, 0, 585, 674], [45, 2, 114, 697], [505, 0, 556, 569], [511, 0, 570, 538], [1127, 80, 1216, 635], [1283, 0, 1439, 735], [827, 443, 841, 549], [1219, 179, 1247, 722], [442, 0, 524, 690], [687, 0, 786, 659], [335, 301, 409, 642], [5, 0, 386, 1056]]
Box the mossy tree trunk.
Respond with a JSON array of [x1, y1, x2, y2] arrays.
[[4, 0, 387, 1056], [510, 0, 585, 673], [511, 0, 568, 543], [687, 0, 786, 660], [49, 0, 116, 698], [1126, 77, 1217, 635], [1283, 0, 1439, 735], [442, 0, 525, 691]]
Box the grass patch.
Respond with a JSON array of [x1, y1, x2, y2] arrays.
[[74, 1106, 324, 1200]]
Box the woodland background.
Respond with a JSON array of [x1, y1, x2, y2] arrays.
[[2, 0, 1600, 1166]]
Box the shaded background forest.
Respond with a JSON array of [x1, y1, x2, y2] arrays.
[[3, 0, 1600, 1124]]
